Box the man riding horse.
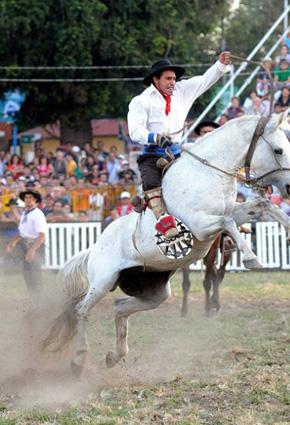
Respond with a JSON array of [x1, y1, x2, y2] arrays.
[[128, 52, 231, 239]]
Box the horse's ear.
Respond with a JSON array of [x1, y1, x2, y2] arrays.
[[267, 111, 288, 132], [280, 108, 289, 124]]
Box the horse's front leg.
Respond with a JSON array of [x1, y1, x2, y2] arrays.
[[106, 282, 171, 368], [191, 213, 261, 269], [222, 216, 261, 268], [232, 199, 267, 225], [181, 267, 191, 317], [233, 198, 290, 239]]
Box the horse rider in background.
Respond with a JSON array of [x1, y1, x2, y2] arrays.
[[127, 52, 231, 239]]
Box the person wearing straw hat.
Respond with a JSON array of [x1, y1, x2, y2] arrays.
[[6, 189, 47, 307], [128, 52, 231, 239]]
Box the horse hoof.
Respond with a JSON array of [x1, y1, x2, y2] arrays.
[[181, 307, 188, 318], [210, 298, 220, 313], [205, 308, 215, 317], [70, 360, 83, 377], [106, 351, 118, 368], [243, 258, 262, 269]]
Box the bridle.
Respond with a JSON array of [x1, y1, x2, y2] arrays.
[[182, 115, 290, 190], [181, 54, 290, 190], [244, 116, 290, 186]]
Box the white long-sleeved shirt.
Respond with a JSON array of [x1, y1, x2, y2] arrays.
[[128, 61, 230, 145], [18, 207, 48, 239]]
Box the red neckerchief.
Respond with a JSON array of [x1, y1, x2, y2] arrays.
[[153, 85, 171, 115], [165, 95, 171, 115]]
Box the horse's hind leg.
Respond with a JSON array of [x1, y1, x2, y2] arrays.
[[70, 309, 89, 375], [212, 239, 233, 311], [181, 267, 191, 317], [71, 269, 119, 375], [106, 281, 171, 368], [203, 237, 219, 315]]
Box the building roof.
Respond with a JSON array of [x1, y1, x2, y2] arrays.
[[19, 119, 128, 139], [19, 122, 61, 139], [91, 119, 128, 137]]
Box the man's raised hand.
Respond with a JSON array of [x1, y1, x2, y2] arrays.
[[219, 51, 231, 65]]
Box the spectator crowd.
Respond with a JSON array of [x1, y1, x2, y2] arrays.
[[1, 41, 290, 233], [215, 40, 290, 213], [220, 42, 290, 125], [0, 140, 140, 229]]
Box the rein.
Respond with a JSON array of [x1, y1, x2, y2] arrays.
[[231, 54, 275, 185], [244, 115, 269, 183], [182, 118, 290, 188], [181, 146, 238, 179]]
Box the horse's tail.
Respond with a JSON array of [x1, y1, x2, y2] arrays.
[[41, 249, 90, 353], [58, 248, 90, 299]]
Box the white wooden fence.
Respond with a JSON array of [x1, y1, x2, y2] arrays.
[[44, 222, 102, 269], [44, 221, 290, 270]]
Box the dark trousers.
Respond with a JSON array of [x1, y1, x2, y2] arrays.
[[137, 155, 163, 191], [18, 239, 43, 305]]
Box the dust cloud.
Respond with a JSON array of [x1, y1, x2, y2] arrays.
[[0, 270, 224, 410], [0, 271, 94, 409]]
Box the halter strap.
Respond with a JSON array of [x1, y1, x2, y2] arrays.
[[244, 116, 269, 183], [182, 117, 290, 189]]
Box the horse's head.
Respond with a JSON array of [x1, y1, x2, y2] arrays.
[[251, 111, 290, 197]]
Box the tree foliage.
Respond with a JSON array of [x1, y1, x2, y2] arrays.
[[224, 0, 284, 58], [3, 0, 274, 133]]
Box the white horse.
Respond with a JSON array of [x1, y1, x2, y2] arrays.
[[42, 113, 290, 374]]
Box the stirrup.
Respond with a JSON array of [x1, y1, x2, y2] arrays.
[[155, 215, 194, 259]]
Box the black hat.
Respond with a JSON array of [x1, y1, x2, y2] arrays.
[[143, 59, 185, 86], [19, 190, 42, 203], [194, 121, 220, 136]]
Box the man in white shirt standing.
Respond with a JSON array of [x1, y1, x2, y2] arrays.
[[128, 52, 231, 239], [6, 189, 47, 307]]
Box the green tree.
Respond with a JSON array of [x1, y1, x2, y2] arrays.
[[97, 0, 230, 119], [224, 0, 284, 57], [0, 0, 107, 141], [0, 0, 230, 139]]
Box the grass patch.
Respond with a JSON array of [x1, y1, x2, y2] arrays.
[[0, 270, 289, 424]]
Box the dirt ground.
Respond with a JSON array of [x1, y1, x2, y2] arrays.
[[0, 270, 289, 424]]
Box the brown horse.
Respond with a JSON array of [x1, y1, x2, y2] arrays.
[[181, 234, 235, 316]]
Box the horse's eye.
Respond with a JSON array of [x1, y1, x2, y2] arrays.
[[274, 148, 283, 155]]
